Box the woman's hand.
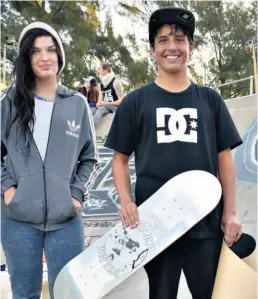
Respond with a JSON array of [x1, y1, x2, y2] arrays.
[[4, 186, 16, 206], [72, 197, 82, 214]]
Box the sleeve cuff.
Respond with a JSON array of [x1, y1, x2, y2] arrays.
[[70, 187, 84, 203]]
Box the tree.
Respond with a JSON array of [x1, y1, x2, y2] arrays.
[[1, 1, 102, 87], [117, 0, 257, 98], [1, 0, 157, 91]]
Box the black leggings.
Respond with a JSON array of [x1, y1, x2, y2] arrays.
[[144, 236, 222, 299]]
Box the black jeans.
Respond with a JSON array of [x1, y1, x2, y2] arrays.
[[144, 236, 223, 299]]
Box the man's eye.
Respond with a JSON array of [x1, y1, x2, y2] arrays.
[[159, 39, 167, 43]]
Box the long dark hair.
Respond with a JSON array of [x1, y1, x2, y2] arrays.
[[78, 86, 87, 97], [8, 29, 62, 140], [87, 78, 99, 103]]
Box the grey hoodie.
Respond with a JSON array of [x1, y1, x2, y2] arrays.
[[1, 85, 100, 231]]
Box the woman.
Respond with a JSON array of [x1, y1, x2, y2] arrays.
[[1, 22, 100, 298], [83, 76, 101, 115]]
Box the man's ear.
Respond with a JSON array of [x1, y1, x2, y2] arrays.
[[189, 43, 195, 58], [150, 45, 156, 60]]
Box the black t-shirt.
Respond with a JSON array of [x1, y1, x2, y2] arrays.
[[101, 77, 118, 102], [104, 82, 242, 238]]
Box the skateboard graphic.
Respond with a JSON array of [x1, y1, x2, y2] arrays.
[[54, 170, 222, 299]]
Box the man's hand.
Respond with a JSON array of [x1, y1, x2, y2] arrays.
[[221, 212, 242, 247], [72, 197, 82, 214], [119, 201, 139, 229], [96, 102, 102, 108], [100, 101, 109, 106], [4, 186, 16, 206]]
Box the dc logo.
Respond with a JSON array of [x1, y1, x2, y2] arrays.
[[156, 108, 198, 143]]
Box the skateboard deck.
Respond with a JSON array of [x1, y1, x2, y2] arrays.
[[212, 241, 257, 299], [54, 170, 222, 299]]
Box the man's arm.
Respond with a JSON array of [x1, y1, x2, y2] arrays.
[[96, 86, 103, 107], [218, 148, 241, 246], [103, 78, 123, 107], [112, 152, 139, 228]]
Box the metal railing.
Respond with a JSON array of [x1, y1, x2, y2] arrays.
[[214, 76, 257, 95]]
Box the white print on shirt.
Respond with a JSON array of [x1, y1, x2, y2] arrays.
[[103, 89, 114, 102], [156, 108, 198, 144], [66, 120, 80, 138]]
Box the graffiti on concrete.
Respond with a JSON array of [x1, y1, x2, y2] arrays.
[[96, 136, 107, 145], [234, 120, 257, 184], [84, 120, 257, 218], [82, 146, 136, 217], [85, 221, 118, 228]]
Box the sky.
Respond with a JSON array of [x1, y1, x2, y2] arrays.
[[99, 0, 255, 84], [99, 1, 208, 81]]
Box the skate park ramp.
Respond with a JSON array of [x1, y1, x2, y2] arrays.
[[83, 94, 257, 234], [1, 95, 256, 299], [82, 94, 257, 299]]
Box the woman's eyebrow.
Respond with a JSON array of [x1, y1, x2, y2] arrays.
[[32, 45, 56, 49]]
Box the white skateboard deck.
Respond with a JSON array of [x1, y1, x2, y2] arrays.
[[54, 170, 222, 299]]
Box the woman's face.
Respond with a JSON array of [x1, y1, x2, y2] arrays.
[[30, 36, 59, 80]]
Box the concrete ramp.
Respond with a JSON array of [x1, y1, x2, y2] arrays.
[[83, 95, 258, 234], [226, 94, 257, 240], [1, 96, 256, 299], [82, 94, 257, 299]]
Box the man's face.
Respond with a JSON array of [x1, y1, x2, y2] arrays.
[[151, 25, 194, 75], [98, 67, 108, 77]]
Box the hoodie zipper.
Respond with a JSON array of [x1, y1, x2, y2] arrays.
[[30, 103, 55, 230]]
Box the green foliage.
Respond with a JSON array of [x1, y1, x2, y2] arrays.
[[118, 0, 257, 98], [1, 0, 153, 91], [2, 0, 255, 98]]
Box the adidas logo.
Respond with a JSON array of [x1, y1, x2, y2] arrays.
[[66, 120, 80, 138]]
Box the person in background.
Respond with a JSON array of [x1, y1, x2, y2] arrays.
[[93, 62, 123, 126], [1, 21, 99, 299], [83, 76, 101, 115]]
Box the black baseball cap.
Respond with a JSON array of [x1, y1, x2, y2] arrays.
[[149, 7, 196, 45]]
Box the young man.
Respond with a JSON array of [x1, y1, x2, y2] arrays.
[[93, 62, 123, 126], [104, 7, 243, 299]]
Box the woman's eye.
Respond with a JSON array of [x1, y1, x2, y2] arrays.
[[49, 48, 57, 52], [32, 49, 40, 54]]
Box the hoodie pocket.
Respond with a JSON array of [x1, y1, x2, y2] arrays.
[[46, 172, 77, 224], [6, 172, 44, 224]]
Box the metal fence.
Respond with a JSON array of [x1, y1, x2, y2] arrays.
[[214, 76, 257, 96]]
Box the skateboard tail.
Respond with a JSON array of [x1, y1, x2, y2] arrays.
[[54, 267, 85, 299], [212, 241, 257, 299]]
